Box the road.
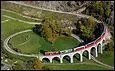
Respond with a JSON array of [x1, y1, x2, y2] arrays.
[[68, 26, 84, 43], [71, 34, 84, 43]]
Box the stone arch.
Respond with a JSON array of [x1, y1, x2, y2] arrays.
[[52, 57, 60, 63], [73, 53, 81, 63], [62, 55, 71, 63], [42, 58, 50, 63], [90, 47, 96, 57], [82, 50, 89, 59], [97, 43, 102, 53]]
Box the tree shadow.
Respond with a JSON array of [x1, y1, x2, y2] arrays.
[[32, 24, 42, 37]]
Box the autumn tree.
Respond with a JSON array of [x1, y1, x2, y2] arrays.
[[41, 16, 60, 43], [33, 59, 43, 70], [33, 11, 73, 44]]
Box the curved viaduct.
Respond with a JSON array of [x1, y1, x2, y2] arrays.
[[39, 24, 110, 63], [3, 2, 111, 63]]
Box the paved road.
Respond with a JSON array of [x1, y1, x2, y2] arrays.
[[71, 34, 84, 43], [68, 26, 84, 43]]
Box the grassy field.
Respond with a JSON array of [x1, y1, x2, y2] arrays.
[[53, 36, 79, 51], [9, 31, 52, 54], [9, 31, 79, 54], [96, 51, 114, 66], [43, 63, 111, 70], [1, 15, 10, 21], [1, 16, 34, 40]]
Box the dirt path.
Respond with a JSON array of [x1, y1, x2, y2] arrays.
[[3, 15, 41, 24], [1, 9, 41, 21], [1, 19, 9, 23], [91, 55, 114, 69]]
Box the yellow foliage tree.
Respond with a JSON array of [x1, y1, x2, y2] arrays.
[[33, 60, 43, 70]]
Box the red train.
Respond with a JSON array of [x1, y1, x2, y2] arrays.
[[74, 46, 84, 52], [44, 51, 60, 56], [85, 41, 95, 48]]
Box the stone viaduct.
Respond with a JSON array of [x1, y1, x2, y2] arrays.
[[39, 24, 111, 63]]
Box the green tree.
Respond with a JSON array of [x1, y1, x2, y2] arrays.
[[87, 16, 96, 28], [94, 1, 104, 14], [80, 17, 96, 38], [100, 7, 104, 15], [32, 24, 42, 35], [80, 25, 92, 38], [105, 37, 114, 51], [91, 1, 104, 17], [105, 5, 111, 18]]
